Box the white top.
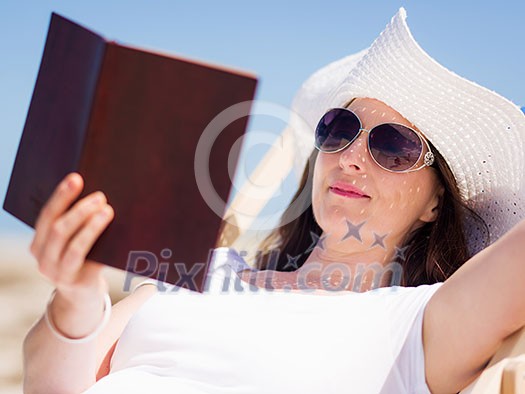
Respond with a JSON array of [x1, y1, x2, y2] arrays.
[[83, 247, 444, 394]]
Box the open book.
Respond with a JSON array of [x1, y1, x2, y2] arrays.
[[3, 12, 258, 292]]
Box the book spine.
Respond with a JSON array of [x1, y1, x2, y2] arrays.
[[75, 42, 114, 195], [2, 13, 107, 228]]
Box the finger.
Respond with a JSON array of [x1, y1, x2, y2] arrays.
[[31, 173, 84, 256], [34, 173, 82, 235], [55, 204, 114, 285], [38, 191, 107, 278]]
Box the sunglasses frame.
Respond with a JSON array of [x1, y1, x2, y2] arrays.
[[314, 107, 435, 173]]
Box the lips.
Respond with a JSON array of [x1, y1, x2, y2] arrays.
[[329, 181, 370, 198]]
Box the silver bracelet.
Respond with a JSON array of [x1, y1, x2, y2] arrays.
[[44, 289, 112, 344]]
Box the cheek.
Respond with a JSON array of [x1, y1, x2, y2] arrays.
[[311, 155, 346, 228], [373, 174, 436, 223], [384, 178, 422, 209], [311, 158, 326, 223]]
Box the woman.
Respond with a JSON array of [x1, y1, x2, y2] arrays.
[[23, 7, 525, 394]]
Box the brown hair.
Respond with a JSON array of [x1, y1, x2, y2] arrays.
[[254, 143, 489, 287]]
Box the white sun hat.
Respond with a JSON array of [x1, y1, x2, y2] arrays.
[[289, 7, 525, 256]]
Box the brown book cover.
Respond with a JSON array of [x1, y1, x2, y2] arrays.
[[2, 12, 258, 292]]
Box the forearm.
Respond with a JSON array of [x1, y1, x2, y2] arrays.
[[448, 219, 525, 338], [22, 290, 106, 394], [480, 220, 525, 335]]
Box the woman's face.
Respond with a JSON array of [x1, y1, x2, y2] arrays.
[[311, 97, 443, 255]]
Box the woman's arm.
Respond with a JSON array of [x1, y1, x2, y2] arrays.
[[423, 219, 525, 394], [21, 172, 156, 393], [23, 283, 157, 394]]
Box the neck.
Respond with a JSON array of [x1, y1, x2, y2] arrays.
[[296, 234, 404, 292]]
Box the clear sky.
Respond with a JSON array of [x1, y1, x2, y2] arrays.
[[1, 0, 523, 235]]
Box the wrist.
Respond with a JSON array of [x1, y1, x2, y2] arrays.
[[45, 289, 111, 343], [54, 285, 107, 311]]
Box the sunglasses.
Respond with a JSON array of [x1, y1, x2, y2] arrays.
[[314, 108, 435, 173]]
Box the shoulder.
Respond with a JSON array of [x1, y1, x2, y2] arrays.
[[381, 283, 444, 349]]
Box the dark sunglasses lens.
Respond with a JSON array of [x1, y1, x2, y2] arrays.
[[315, 109, 360, 152], [369, 124, 423, 171]]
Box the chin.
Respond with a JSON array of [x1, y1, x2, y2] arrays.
[[325, 203, 367, 222]]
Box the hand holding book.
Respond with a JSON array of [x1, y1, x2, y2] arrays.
[[30, 172, 113, 340], [30, 172, 112, 294]]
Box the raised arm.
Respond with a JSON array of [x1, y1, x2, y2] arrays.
[[423, 219, 525, 393], [22, 173, 155, 394]]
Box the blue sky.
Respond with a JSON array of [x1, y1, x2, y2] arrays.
[[0, 0, 524, 235]]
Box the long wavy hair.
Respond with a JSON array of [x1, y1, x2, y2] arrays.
[[254, 141, 489, 287]]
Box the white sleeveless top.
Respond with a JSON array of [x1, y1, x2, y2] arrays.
[[84, 247, 444, 394]]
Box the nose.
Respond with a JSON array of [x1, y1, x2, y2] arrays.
[[338, 130, 369, 172]]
